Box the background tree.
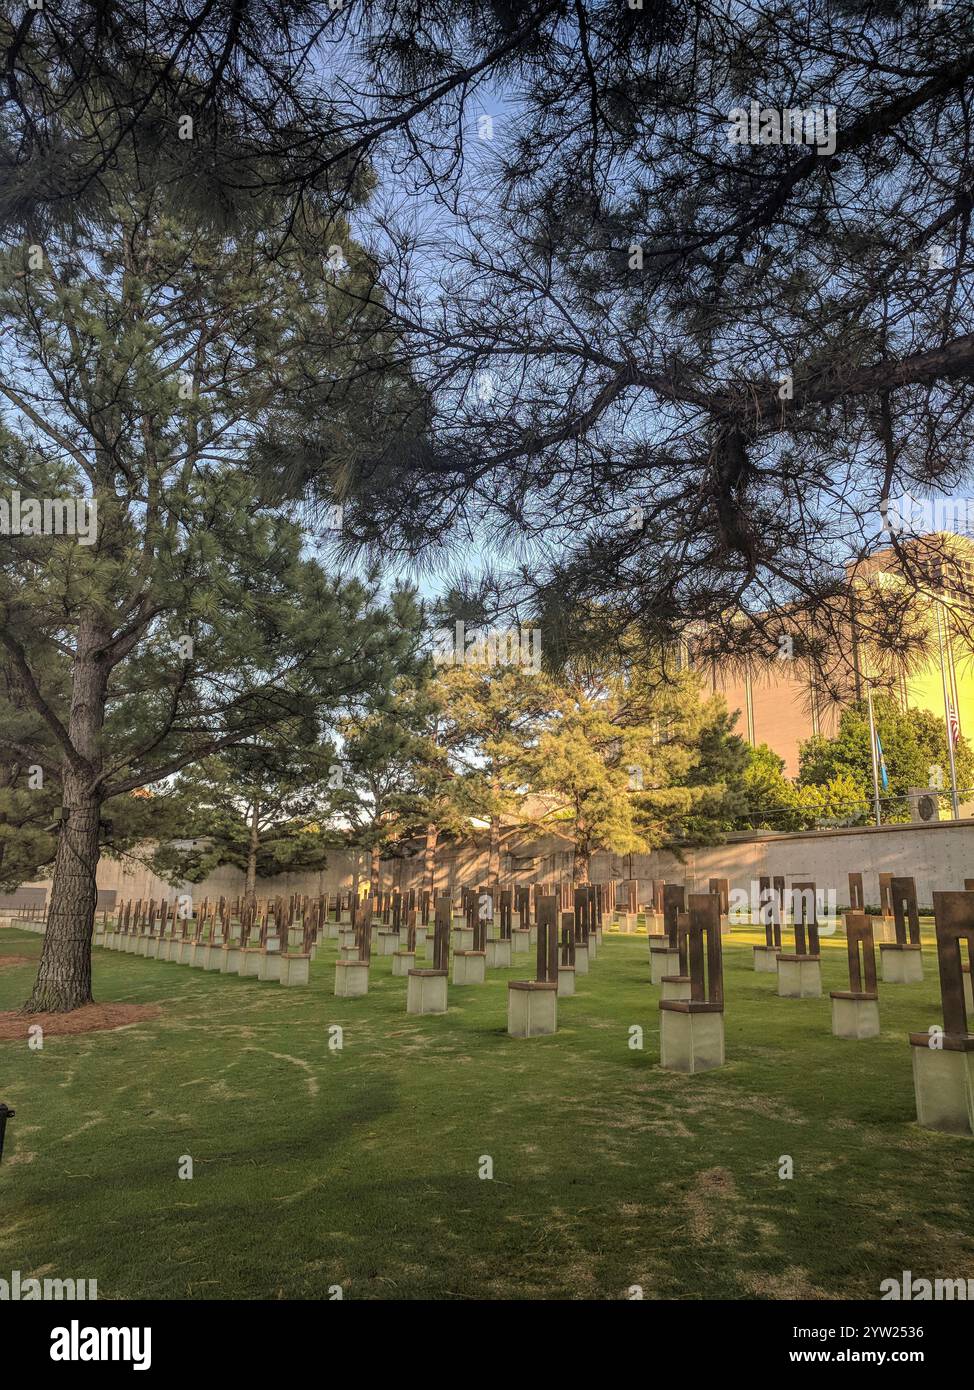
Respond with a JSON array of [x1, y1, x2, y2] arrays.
[[327, 658, 483, 898], [798, 694, 974, 824], [734, 744, 804, 834], [434, 661, 553, 885], [511, 661, 733, 881], [149, 730, 342, 906], [678, 702, 750, 844], [329, 677, 432, 900]]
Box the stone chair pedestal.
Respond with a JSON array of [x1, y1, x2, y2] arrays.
[[830, 990, 880, 1039], [392, 950, 416, 977], [650, 945, 680, 985], [752, 944, 779, 973], [879, 943, 923, 984], [220, 944, 242, 973], [238, 947, 263, 977], [486, 938, 512, 968], [407, 968, 448, 1014], [452, 950, 486, 985], [777, 954, 822, 998], [910, 1033, 974, 1135], [278, 953, 310, 987], [202, 942, 225, 971], [507, 980, 558, 1037], [334, 959, 370, 997], [257, 951, 282, 982], [660, 1000, 725, 1073]]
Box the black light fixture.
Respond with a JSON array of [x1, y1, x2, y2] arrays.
[[0, 1103, 15, 1162]]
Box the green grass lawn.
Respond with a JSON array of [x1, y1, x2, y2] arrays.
[[2, 923, 972, 1301]]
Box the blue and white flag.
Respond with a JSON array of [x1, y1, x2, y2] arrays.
[[876, 732, 889, 791]]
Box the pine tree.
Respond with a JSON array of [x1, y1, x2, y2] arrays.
[[0, 91, 416, 1012], [516, 664, 725, 881], [149, 732, 342, 906], [326, 654, 475, 897], [434, 662, 553, 884]]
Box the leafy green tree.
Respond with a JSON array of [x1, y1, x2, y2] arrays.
[[792, 773, 868, 830], [329, 676, 432, 898], [735, 744, 803, 833], [799, 694, 974, 823], [679, 701, 750, 844], [385, 676, 475, 898], [326, 657, 481, 897]]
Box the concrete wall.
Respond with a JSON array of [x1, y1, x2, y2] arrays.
[[17, 818, 974, 912], [591, 819, 974, 910]]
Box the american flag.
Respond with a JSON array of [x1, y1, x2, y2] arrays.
[[948, 700, 960, 747]]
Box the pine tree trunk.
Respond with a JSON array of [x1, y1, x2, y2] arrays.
[[424, 822, 438, 895], [23, 615, 108, 1014], [573, 843, 591, 885], [23, 769, 102, 1013], [488, 811, 500, 885], [244, 802, 259, 908]]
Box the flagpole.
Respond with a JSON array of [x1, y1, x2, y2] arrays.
[[865, 679, 882, 827], [945, 602, 963, 755], [935, 600, 960, 820]]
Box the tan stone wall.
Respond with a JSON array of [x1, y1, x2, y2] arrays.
[[18, 818, 974, 912], [592, 818, 974, 909]]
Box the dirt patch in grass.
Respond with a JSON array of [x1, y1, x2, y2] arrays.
[[740, 1267, 838, 1300], [0, 956, 35, 970], [686, 1166, 738, 1240], [0, 1002, 161, 1041]]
